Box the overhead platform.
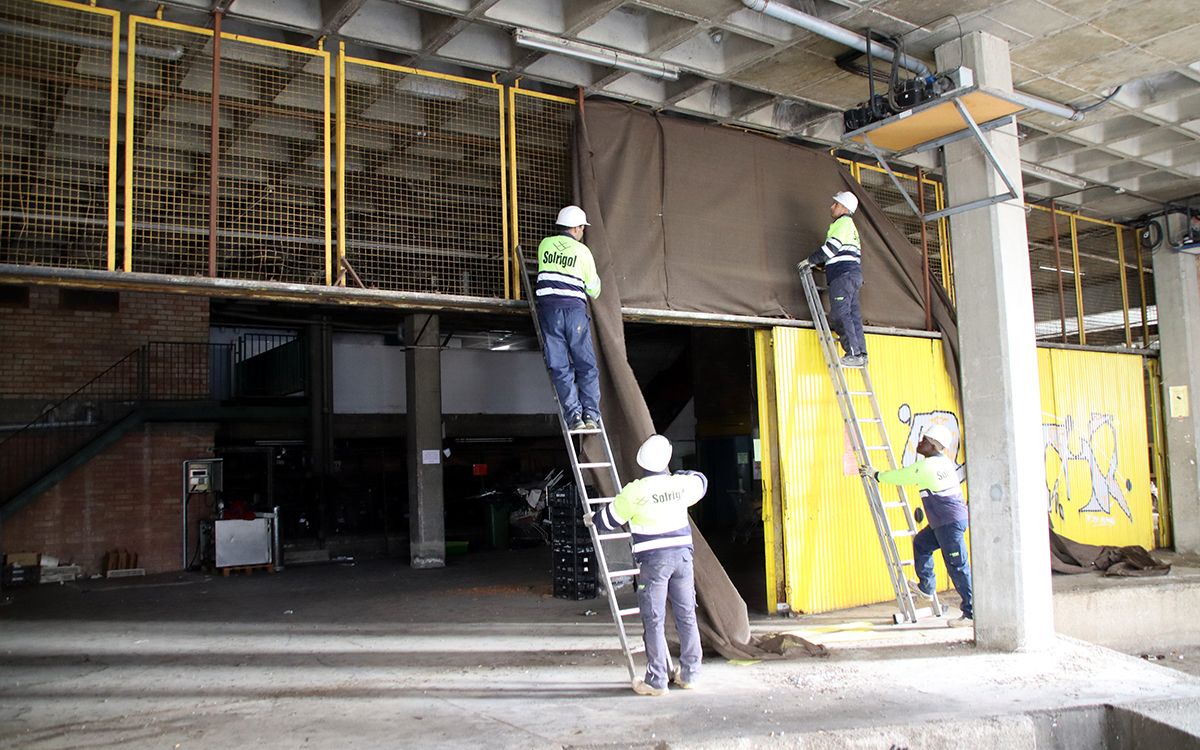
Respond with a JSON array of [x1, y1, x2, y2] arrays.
[[844, 86, 1027, 223]]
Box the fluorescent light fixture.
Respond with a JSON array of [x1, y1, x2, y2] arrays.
[[1021, 161, 1087, 190], [513, 28, 681, 81]]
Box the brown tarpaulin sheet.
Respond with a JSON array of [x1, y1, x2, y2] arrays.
[[1050, 528, 1171, 577], [572, 101, 959, 659]]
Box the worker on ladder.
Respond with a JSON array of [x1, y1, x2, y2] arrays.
[[805, 191, 867, 367], [860, 424, 974, 628], [535, 205, 602, 430], [586, 435, 707, 696]]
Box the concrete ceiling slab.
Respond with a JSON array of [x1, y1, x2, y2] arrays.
[[1140, 26, 1200, 65], [1055, 48, 1172, 92], [986, 0, 1077, 39], [731, 46, 838, 96], [1010, 24, 1125, 76], [1089, 0, 1197, 45]]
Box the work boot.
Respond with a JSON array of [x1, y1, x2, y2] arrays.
[[906, 580, 933, 601], [632, 679, 668, 697], [948, 614, 974, 629], [582, 414, 599, 429], [840, 353, 867, 368], [568, 414, 586, 431], [671, 667, 694, 690]]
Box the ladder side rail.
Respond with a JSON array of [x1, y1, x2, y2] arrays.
[[516, 245, 640, 680], [799, 265, 918, 622]]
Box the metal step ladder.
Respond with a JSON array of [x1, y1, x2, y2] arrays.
[[796, 262, 943, 624], [516, 245, 649, 682]]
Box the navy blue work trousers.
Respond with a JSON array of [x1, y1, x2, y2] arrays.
[[537, 303, 599, 421], [914, 519, 973, 619], [828, 268, 865, 357]]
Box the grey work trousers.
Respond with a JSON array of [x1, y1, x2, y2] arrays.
[[636, 546, 702, 689]]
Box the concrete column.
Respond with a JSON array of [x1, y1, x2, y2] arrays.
[[1151, 220, 1200, 554], [405, 314, 445, 568], [935, 32, 1054, 651], [307, 319, 333, 541]]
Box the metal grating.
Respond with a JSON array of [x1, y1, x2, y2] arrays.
[[509, 89, 575, 299], [0, 0, 118, 270], [1027, 205, 1073, 343], [215, 36, 330, 284], [1073, 217, 1130, 347], [854, 162, 950, 312], [127, 18, 330, 282], [339, 54, 506, 297]]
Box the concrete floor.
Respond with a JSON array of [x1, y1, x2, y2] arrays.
[[3, 548, 1200, 749]]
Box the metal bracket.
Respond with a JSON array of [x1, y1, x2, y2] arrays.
[[854, 96, 1021, 224]]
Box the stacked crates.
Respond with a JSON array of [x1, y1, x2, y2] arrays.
[[549, 485, 597, 600]]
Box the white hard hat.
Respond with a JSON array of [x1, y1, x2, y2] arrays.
[[833, 191, 859, 214], [636, 434, 672, 472], [555, 205, 590, 228], [922, 424, 953, 452]]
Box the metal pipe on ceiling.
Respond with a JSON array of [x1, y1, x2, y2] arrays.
[[741, 0, 1085, 121], [0, 20, 185, 61]]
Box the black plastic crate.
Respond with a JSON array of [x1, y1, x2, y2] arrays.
[[553, 577, 597, 600]]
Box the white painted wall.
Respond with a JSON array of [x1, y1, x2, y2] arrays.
[[332, 333, 558, 415]]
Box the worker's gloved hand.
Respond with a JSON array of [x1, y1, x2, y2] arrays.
[[797, 260, 811, 272], [858, 465, 877, 480], [582, 513, 594, 528]]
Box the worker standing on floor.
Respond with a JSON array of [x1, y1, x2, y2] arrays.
[[587, 435, 707, 696], [536, 205, 602, 431], [802, 191, 867, 367], [860, 424, 974, 628]]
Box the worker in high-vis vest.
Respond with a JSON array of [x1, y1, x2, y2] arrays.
[[586, 435, 707, 696], [860, 423, 974, 628], [802, 190, 867, 367], [535, 205, 602, 431]]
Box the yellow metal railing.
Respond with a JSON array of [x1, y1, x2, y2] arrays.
[[125, 16, 331, 282], [0, 0, 120, 271], [507, 86, 575, 300], [337, 50, 507, 297]]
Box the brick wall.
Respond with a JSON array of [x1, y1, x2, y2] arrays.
[[2, 423, 216, 575], [0, 286, 209, 402]]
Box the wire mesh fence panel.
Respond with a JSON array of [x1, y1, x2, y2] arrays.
[[1026, 205, 1072, 343], [216, 37, 329, 284], [856, 165, 926, 254], [128, 20, 330, 282], [1073, 217, 1129, 347], [0, 0, 118, 270], [127, 19, 213, 275], [340, 58, 506, 297], [509, 90, 574, 300], [1125, 229, 1156, 348]]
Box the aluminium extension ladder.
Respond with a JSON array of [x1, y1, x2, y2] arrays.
[[797, 262, 943, 624], [516, 245, 654, 682]]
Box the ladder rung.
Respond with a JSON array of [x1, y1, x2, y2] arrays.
[[865, 445, 890, 451], [607, 568, 640, 579], [577, 462, 611, 469], [596, 531, 631, 541], [617, 607, 640, 617], [898, 559, 914, 567], [891, 529, 916, 538], [568, 427, 602, 435], [628, 643, 645, 654], [882, 501, 905, 509], [587, 497, 612, 506], [847, 391, 872, 396]]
